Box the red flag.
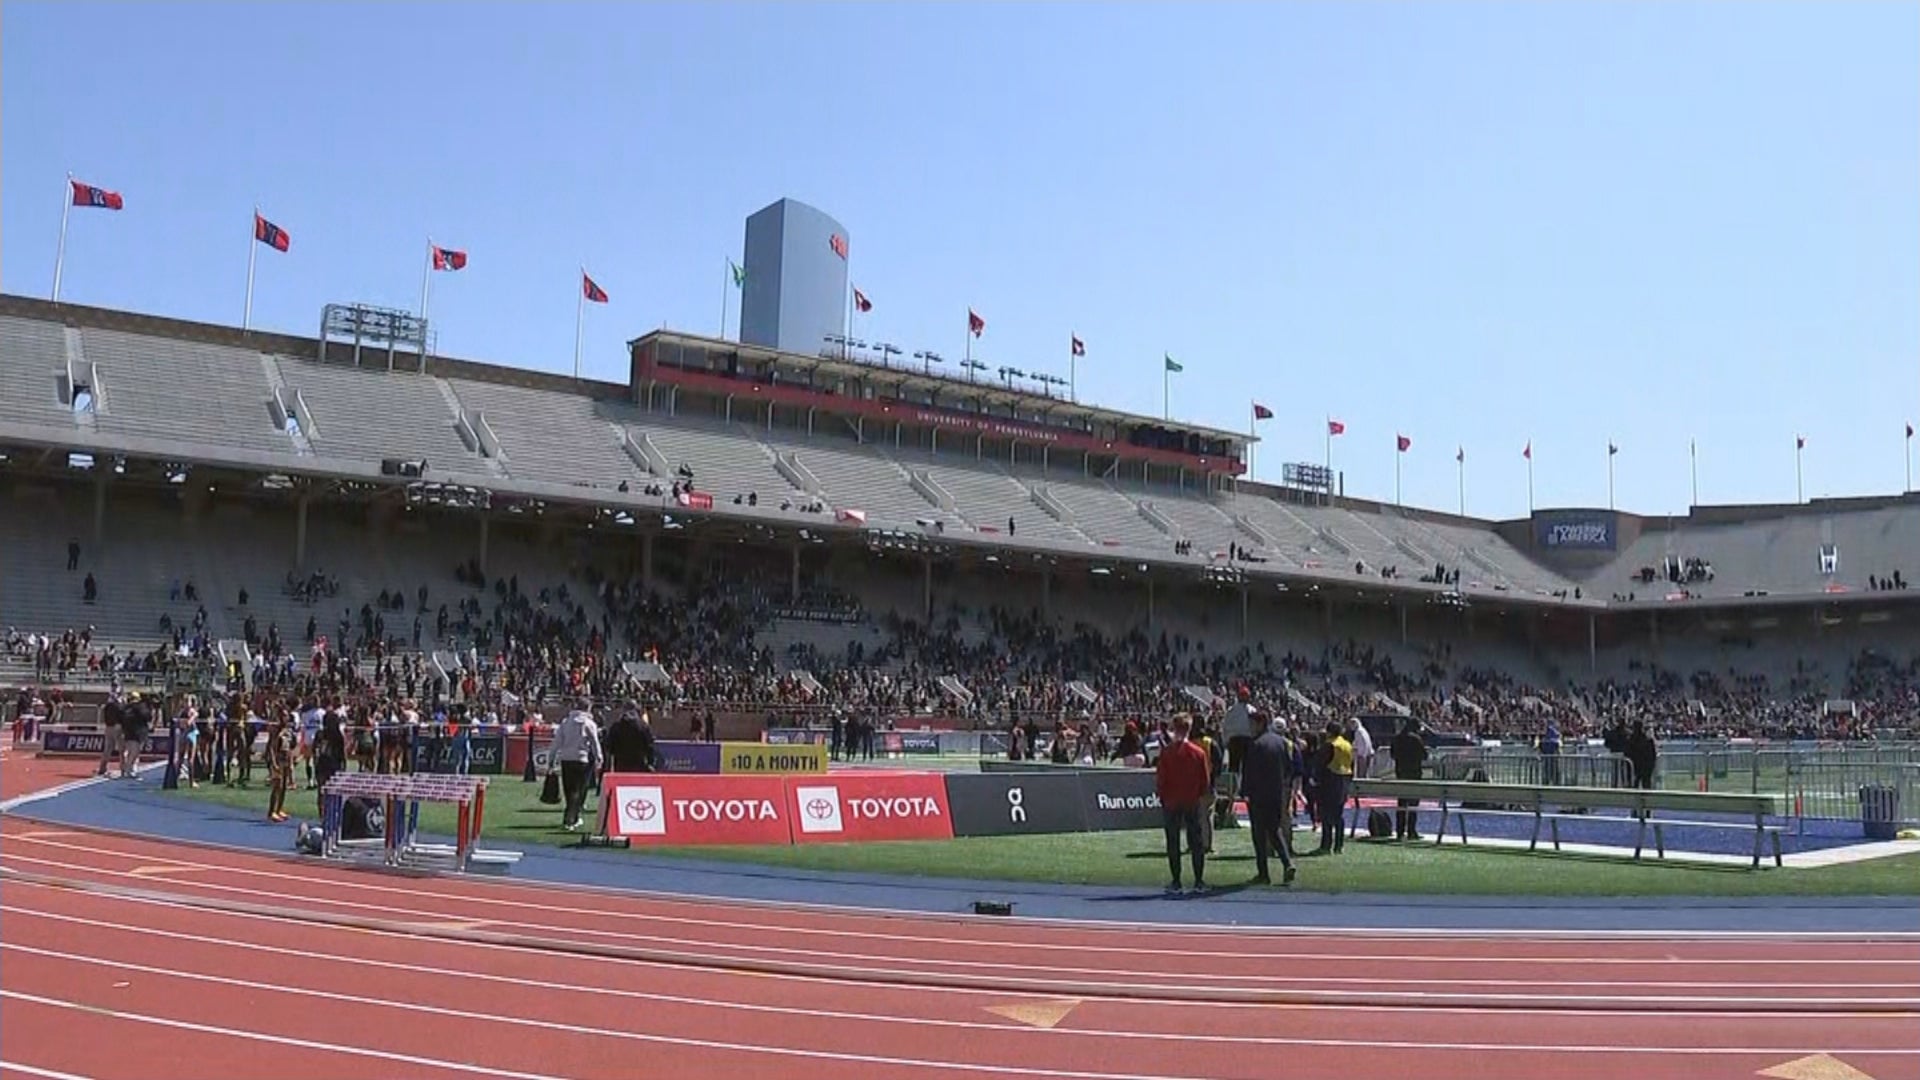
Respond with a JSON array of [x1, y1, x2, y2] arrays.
[[1908, 424, 1915, 439], [1523, 441, 1532, 460], [829, 233, 848, 260], [71, 180, 124, 210], [1609, 442, 1619, 456], [968, 309, 985, 337], [1070, 335, 1085, 357], [1327, 419, 1345, 436], [852, 287, 872, 313], [431, 245, 468, 272], [582, 272, 609, 304], [1796, 435, 1806, 450], [1456, 446, 1465, 464], [1397, 434, 1411, 453], [253, 213, 290, 252], [1253, 403, 1274, 421]]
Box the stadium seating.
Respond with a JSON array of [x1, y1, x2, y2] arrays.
[[1138, 489, 1264, 559], [81, 330, 291, 457], [279, 357, 481, 473], [446, 378, 650, 492], [642, 418, 801, 504], [0, 315, 77, 428], [1041, 478, 1171, 550], [772, 434, 948, 527], [903, 455, 1088, 545]]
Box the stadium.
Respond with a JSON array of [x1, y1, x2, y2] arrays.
[[4, 5, 1919, 1078]]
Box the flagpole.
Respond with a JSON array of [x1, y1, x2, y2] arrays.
[[573, 268, 586, 381], [1163, 363, 1169, 421], [1325, 418, 1333, 506], [1526, 447, 1534, 516], [1247, 403, 1255, 480], [420, 238, 434, 327], [1796, 440, 1804, 503], [1070, 342, 1077, 404], [1457, 451, 1465, 516], [1690, 438, 1699, 507], [1395, 440, 1402, 507], [1606, 442, 1615, 510], [244, 206, 260, 332], [52, 174, 74, 302], [963, 311, 970, 370], [720, 259, 730, 341], [1907, 427, 1913, 493]]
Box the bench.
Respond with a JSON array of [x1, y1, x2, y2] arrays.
[[1352, 779, 1783, 869]]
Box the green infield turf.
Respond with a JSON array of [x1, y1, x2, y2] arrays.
[[168, 775, 1920, 897]]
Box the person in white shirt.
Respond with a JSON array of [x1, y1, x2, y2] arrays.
[[1347, 717, 1376, 780], [547, 697, 604, 831]]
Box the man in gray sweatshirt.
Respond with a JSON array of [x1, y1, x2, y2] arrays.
[[548, 696, 604, 831]]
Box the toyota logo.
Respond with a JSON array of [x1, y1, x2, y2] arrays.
[[625, 797, 657, 822], [805, 797, 835, 820]]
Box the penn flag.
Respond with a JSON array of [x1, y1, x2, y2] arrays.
[[1608, 442, 1619, 456], [1070, 335, 1085, 357], [1456, 446, 1465, 464], [853, 287, 872, 313], [1796, 435, 1806, 450], [253, 213, 290, 252], [1253, 403, 1274, 421], [1327, 419, 1346, 436], [1397, 434, 1412, 453], [582, 272, 609, 304], [431, 245, 468, 272], [730, 260, 746, 287], [1523, 441, 1532, 460], [1908, 423, 1915, 439], [1164, 354, 1183, 373], [829, 233, 848, 260], [968, 309, 985, 337], [71, 179, 124, 210]]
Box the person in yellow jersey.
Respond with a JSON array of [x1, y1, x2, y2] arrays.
[[1313, 720, 1355, 855]]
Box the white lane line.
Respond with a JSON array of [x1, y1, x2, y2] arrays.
[[0, 990, 559, 1080], [7, 821, 1918, 944], [7, 942, 1919, 1063], [4, 841, 1911, 968], [12, 884, 1902, 1019], [0, 1061, 98, 1080], [10, 851, 1914, 999], [11, 901, 1916, 1051]]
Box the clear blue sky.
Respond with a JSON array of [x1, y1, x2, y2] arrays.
[[5, 2, 1915, 520]]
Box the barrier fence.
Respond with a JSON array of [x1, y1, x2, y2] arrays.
[[1427, 745, 1920, 830]]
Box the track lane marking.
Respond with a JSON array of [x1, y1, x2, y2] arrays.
[[11, 887, 1907, 1020], [7, 942, 1919, 1062], [3, 845, 1911, 971], [7, 853, 1912, 998], [0, 991, 561, 1079], [8, 821, 1918, 944], [0, 1062, 98, 1080]]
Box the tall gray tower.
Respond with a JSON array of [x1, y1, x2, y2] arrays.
[[739, 198, 849, 355]]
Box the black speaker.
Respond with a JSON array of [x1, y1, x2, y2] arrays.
[[381, 458, 401, 476]]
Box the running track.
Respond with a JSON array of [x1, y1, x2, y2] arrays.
[[1, 774, 1917, 1078]]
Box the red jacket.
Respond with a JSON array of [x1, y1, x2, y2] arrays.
[[1155, 738, 1212, 811]]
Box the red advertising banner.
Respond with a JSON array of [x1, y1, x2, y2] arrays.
[[601, 773, 793, 846], [787, 772, 954, 844]]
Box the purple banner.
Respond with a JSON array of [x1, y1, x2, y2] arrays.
[[654, 740, 723, 774], [38, 728, 172, 758]]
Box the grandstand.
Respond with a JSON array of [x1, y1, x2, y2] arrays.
[[2, 292, 1916, 731]]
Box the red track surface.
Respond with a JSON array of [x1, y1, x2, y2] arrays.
[[2, 803, 1917, 1079]]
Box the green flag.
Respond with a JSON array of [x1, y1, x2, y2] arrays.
[[730, 260, 746, 288], [1164, 354, 1183, 373]]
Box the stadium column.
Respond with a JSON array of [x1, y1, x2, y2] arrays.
[[1147, 576, 1156, 630], [295, 494, 308, 567], [789, 542, 801, 603], [92, 476, 107, 545], [478, 516, 490, 578], [1588, 612, 1597, 676], [1241, 582, 1249, 640], [1041, 570, 1052, 619], [922, 556, 932, 620], [1399, 600, 1408, 645], [641, 531, 654, 589]]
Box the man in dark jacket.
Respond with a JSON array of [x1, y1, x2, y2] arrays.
[[1390, 717, 1428, 840], [603, 707, 658, 774], [1241, 710, 1297, 885], [1626, 721, 1658, 792]]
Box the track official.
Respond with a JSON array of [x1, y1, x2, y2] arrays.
[[1241, 710, 1297, 885]]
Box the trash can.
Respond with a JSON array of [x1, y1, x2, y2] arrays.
[[1859, 785, 1901, 841]]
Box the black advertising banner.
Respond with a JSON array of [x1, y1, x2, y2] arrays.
[[945, 772, 1088, 838], [409, 732, 506, 775], [1075, 769, 1164, 832]]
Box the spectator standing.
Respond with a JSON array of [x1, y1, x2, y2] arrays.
[[604, 707, 658, 773], [119, 693, 152, 780], [1539, 720, 1562, 786], [97, 693, 126, 778], [1153, 714, 1212, 893], [1313, 721, 1353, 855], [66, 539, 80, 572], [547, 697, 603, 831], [1347, 717, 1375, 780], [1389, 717, 1427, 841], [265, 712, 297, 822], [1626, 721, 1658, 793], [1241, 711, 1297, 885]]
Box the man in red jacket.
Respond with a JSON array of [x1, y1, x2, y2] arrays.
[[1155, 713, 1212, 893]]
